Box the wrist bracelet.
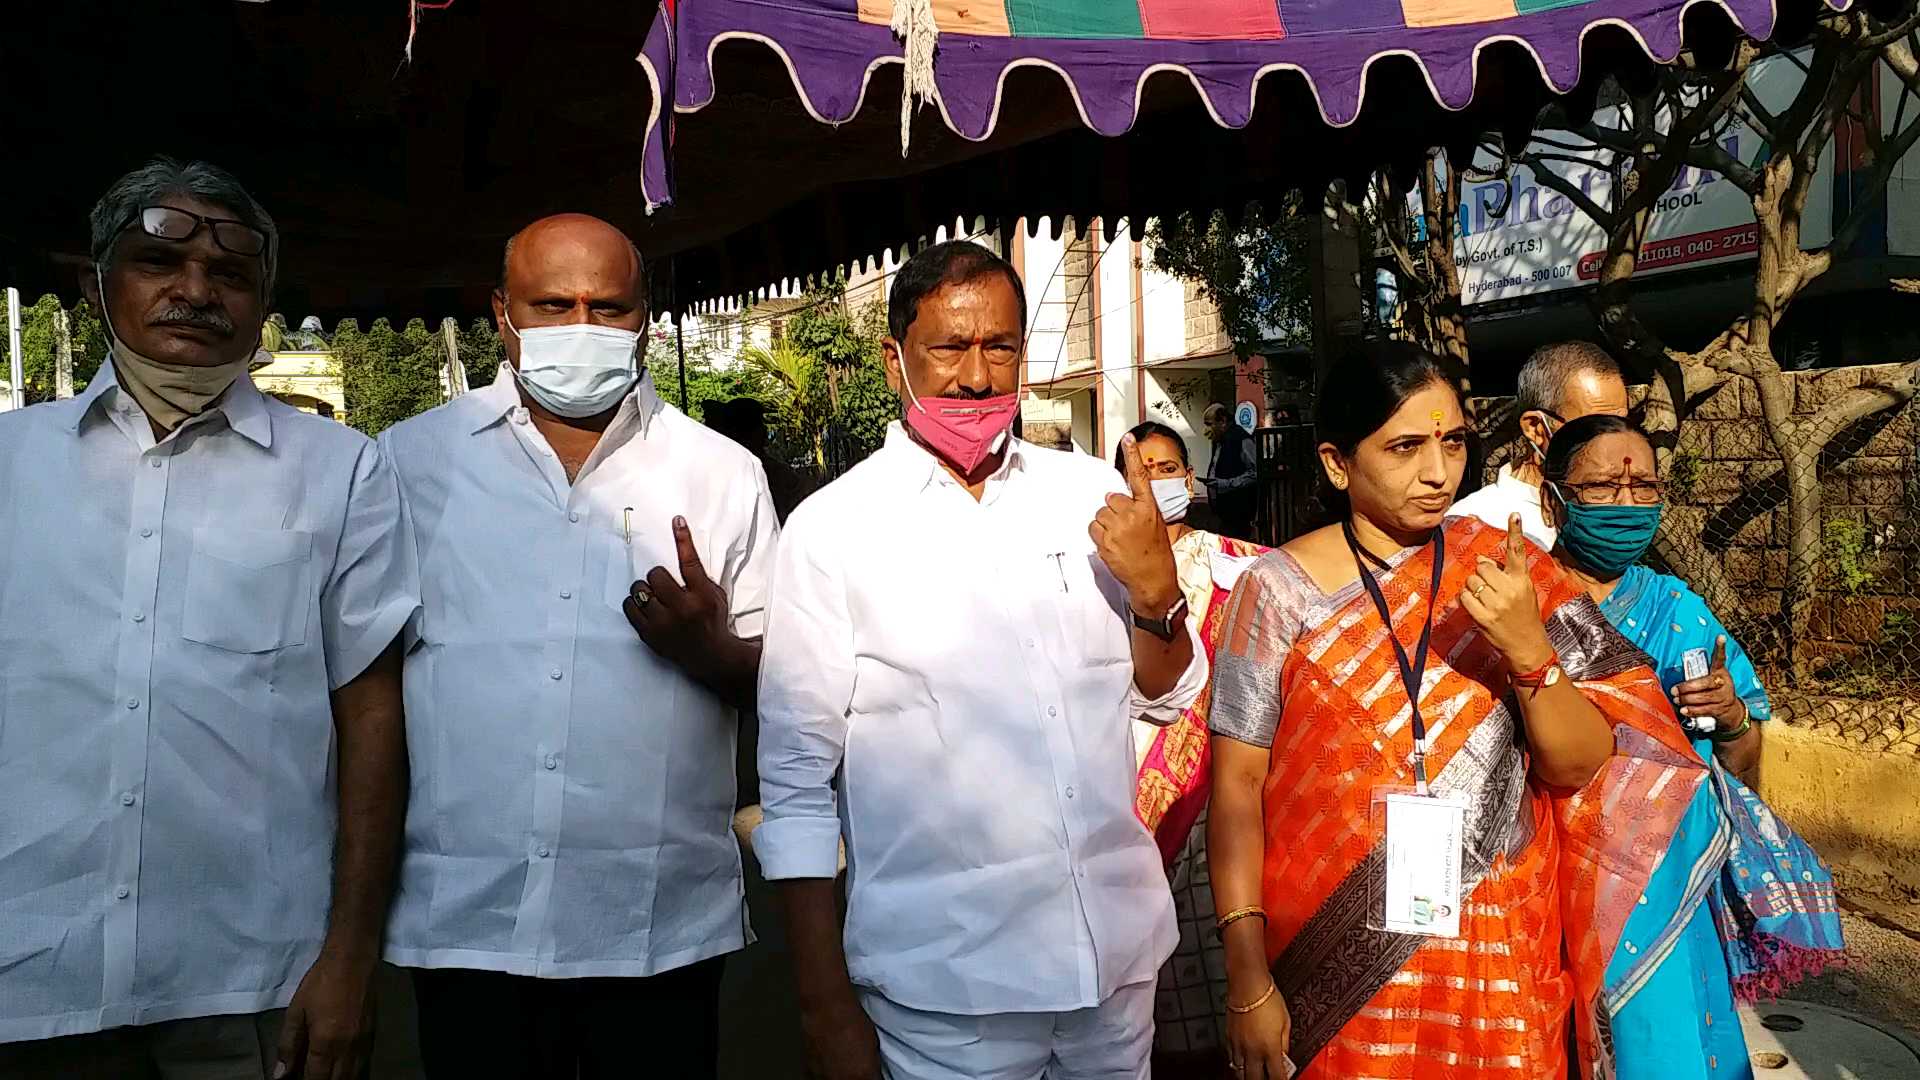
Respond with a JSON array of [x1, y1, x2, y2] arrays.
[[1215, 905, 1267, 933], [1709, 707, 1753, 743], [1509, 650, 1559, 688], [1227, 981, 1278, 1014]]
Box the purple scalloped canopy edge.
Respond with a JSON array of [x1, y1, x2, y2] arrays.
[[640, 0, 1853, 209]]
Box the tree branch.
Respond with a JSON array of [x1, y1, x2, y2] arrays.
[[1808, 361, 1920, 444], [1524, 155, 1616, 231], [1738, 84, 1781, 142]]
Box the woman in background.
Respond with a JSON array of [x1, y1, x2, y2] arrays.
[[1117, 422, 1269, 1077], [1542, 414, 1845, 1079]]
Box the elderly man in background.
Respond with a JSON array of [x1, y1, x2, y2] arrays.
[[1449, 340, 1630, 546], [0, 158, 417, 1080], [380, 213, 776, 1080], [757, 240, 1207, 1080]]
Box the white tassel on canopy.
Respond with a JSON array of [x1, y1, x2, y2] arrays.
[[889, 0, 939, 157]]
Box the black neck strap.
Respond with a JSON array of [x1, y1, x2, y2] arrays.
[[1343, 521, 1446, 791]]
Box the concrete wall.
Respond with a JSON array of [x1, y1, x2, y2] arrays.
[[1756, 703, 1920, 920]]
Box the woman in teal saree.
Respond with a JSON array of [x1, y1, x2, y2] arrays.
[[1540, 415, 1846, 1079]]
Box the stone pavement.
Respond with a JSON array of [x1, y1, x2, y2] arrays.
[[1739, 1001, 1920, 1079]]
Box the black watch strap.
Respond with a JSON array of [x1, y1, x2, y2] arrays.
[[1130, 596, 1190, 642]]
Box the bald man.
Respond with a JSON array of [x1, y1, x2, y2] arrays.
[[379, 214, 778, 1079]]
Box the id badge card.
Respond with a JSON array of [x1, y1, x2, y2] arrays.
[[1368, 789, 1467, 938]]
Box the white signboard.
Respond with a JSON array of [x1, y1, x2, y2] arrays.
[[1439, 53, 1834, 306]]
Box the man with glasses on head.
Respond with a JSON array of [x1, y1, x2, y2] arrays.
[[1449, 340, 1630, 547], [756, 240, 1207, 1080], [378, 213, 776, 1079], [0, 157, 417, 1080]]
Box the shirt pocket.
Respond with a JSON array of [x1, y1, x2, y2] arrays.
[[605, 533, 642, 614], [182, 527, 314, 653], [1058, 549, 1129, 664]]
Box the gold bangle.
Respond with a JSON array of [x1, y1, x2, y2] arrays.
[[1215, 905, 1267, 933], [1227, 981, 1278, 1014]]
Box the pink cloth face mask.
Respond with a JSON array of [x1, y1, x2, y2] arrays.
[[900, 361, 1019, 477]]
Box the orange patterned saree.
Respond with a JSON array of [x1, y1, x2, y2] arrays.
[[1209, 519, 1705, 1079]]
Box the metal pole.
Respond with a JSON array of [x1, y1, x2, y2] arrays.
[[676, 312, 688, 411], [6, 287, 22, 411], [672, 257, 688, 410]]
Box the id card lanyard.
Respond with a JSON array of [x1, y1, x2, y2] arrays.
[[1342, 522, 1445, 795]]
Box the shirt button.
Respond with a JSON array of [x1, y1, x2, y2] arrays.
[[126, 697, 140, 710], [559, 589, 573, 600], [114, 885, 131, 899], [568, 511, 581, 523], [120, 792, 136, 806], [537, 846, 552, 858], [149, 458, 162, 468], [131, 612, 146, 623], [1065, 786, 1076, 799], [543, 755, 558, 770], [1047, 706, 1058, 717], [549, 668, 564, 681], [1024, 638, 1036, 649], [139, 528, 153, 538]]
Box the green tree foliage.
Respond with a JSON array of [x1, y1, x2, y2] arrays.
[[1144, 198, 1312, 357], [783, 293, 897, 457], [646, 328, 757, 421], [334, 317, 446, 436], [456, 318, 504, 388], [741, 342, 833, 468], [0, 294, 107, 403]]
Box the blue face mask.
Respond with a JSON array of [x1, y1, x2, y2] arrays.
[[1553, 490, 1662, 577]]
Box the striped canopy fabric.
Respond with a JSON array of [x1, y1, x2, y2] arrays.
[[640, 0, 1848, 213], [853, 0, 1617, 39]]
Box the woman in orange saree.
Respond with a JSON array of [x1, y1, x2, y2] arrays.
[[1206, 344, 1706, 1080]]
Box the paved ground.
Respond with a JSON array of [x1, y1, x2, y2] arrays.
[[366, 907, 1920, 1079], [1793, 909, 1920, 1034]]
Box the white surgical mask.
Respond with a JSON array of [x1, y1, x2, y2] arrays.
[[505, 309, 640, 418], [1151, 476, 1192, 523]]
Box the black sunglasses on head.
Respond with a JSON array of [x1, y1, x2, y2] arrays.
[[120, 205, 268, 258]]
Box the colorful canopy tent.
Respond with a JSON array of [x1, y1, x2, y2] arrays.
[[0, 1, 1845, 317], [639, 0, 1851, 308]]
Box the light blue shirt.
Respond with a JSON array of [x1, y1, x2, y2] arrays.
[[0, 370, 418, 1043], [381, 370, 777, 978]]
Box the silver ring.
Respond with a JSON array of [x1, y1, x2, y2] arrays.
[[632, 586, 652, 608]]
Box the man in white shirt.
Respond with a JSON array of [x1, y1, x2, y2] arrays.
[[1450, 340, 1630, 546], [756, 241, 1208, 1080], [0, 159, 417, 1080], [380, 213, 777, 1080]]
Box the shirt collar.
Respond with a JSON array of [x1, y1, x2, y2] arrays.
[[1496, 462, 1536, 490], [64, 361, 274, 448], [879, 421, 1029, 495]]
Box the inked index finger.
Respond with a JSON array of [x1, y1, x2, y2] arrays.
[[1710, 634, 1729, 671], [1119, 434, 1154, 502], [672, 516, 712, 587], [1504, 514, 1528, 573]]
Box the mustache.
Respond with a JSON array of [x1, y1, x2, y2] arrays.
[[152, 306, 236, 335]]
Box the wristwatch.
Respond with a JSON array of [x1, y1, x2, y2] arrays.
[[1130, 596, 1190, 642]]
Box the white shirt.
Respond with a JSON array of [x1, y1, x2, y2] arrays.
[[755, 425, 1204, 1016], [381, 369, 777, 978], [1448, 462, 1557, 547], [0, 371, 417, 1043]]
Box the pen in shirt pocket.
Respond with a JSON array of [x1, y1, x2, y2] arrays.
[[1047, 552, 1069, 593]]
